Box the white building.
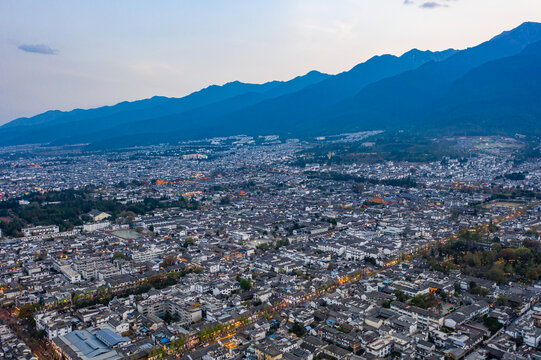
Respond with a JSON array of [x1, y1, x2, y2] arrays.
[[366, 336, 393, 358], [60, 265, 81, 283], [83, 222, 110, 232], [22, 225, 59, 237]]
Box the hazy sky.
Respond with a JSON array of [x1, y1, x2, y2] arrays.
[[1, 0, 540, 124]]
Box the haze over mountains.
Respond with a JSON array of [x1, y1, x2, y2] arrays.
[[3, 22, 541, 148]]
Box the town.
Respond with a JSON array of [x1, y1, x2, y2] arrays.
[[0, 132, 541, 360]]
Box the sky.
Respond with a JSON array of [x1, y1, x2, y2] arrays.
[[1, 0, 540, 124]]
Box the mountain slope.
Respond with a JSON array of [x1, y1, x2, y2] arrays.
[[229, 48, 457, 122], [0, 70, 330, 145], [88, 21, 541, 144], [2, 22, 541, 147], [430, 40, 541, 134], [186, 21, 541, 139], [4, 81, 282, 130], [51, 48, 458, 146], [327, 21, 541, 132]]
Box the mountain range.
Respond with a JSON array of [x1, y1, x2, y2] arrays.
[[2, 22, 541, 148]]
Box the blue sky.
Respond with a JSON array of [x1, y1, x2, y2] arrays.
[[1, 0, 540, 123]]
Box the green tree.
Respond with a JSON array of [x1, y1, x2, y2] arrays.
[[18, 303, 41, 324], [526, 268, 539, 281], [239, 278, 252, 291], [483, 315, 502, 335], [395, 289, 408, 302], [496, 295, 508, 306], [487, 265, 506, 284], [439, 289, 448, 302], [112, 252, 128, 261], [290, 322, 306, 337]]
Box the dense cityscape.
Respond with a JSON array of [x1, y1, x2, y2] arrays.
[[0, 132, 540, 360]]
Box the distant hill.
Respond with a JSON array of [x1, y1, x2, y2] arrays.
[[431, 39, 541, 134], [321, 21, 541, 134], [2, 22, 541, 147], [211, 48, 458, 132], [61, 48, 457, 148], [0, 70, 330, 145]]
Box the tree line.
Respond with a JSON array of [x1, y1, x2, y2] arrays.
[[424, 229, 541, 284], [0, 187, 199, 237]]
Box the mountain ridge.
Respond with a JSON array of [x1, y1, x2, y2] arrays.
[[4, 71, 328, 130], [2, 22, 541, 147]]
